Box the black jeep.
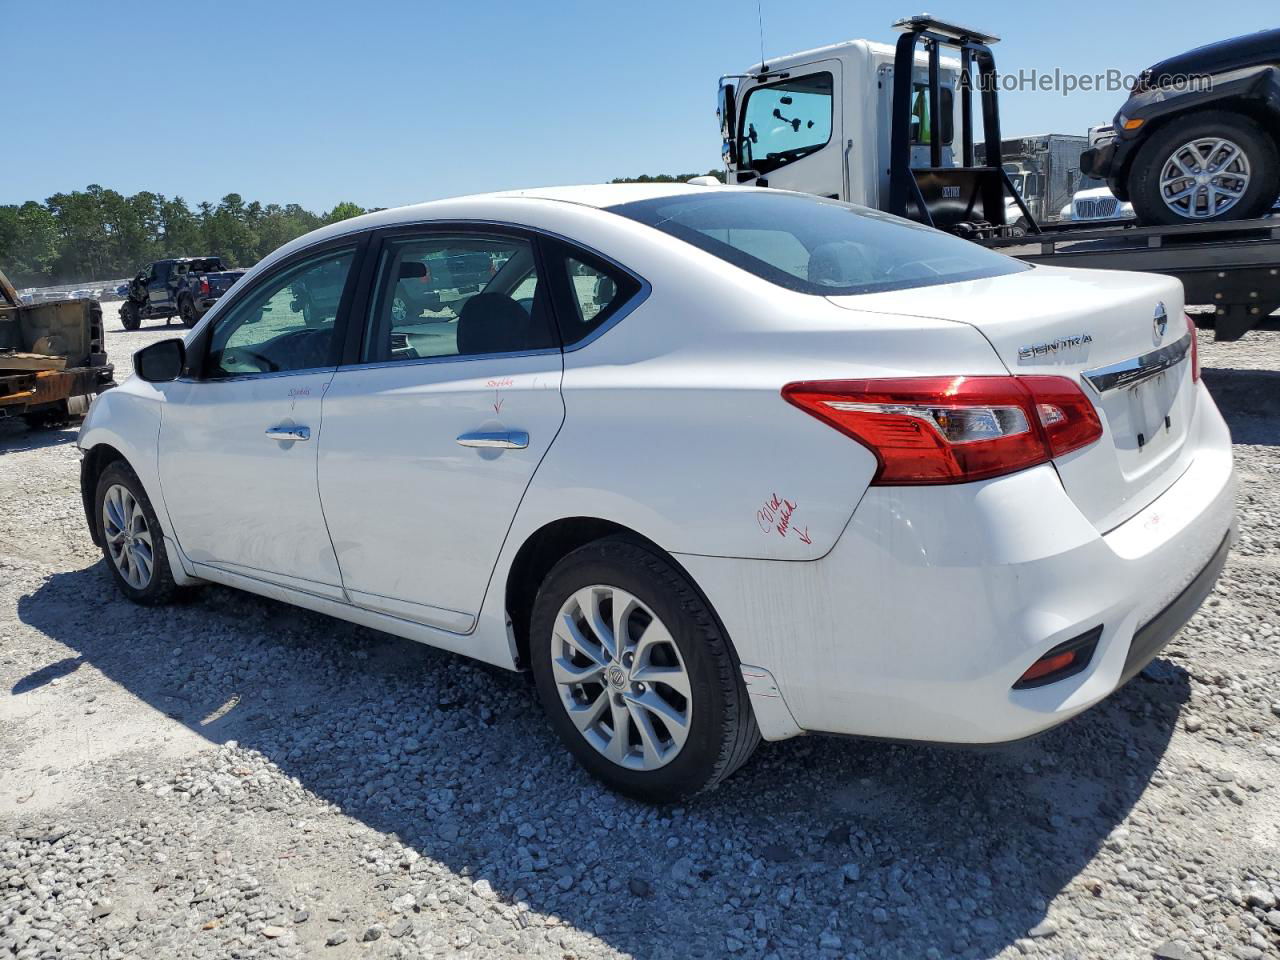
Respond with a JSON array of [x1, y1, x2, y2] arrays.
[[1081, 28, 1280, 225]]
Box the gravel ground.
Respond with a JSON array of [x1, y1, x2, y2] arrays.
[[1, 310, 1279, 960]]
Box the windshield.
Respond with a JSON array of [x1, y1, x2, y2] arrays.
[[1076, 175, 1106, 192], [738, 72, 833, 175], [608, 190, 1029, 296]]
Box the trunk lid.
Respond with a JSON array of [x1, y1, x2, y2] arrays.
[[828, 264, 1197, 532]]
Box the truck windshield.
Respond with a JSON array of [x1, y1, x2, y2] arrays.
[[608, 190, 1029, 296], [738, 72, 833, 174]]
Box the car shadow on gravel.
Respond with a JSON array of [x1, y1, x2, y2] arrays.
[[19, 563, 1189, 959], [0, 422, 79, 453], [1203, 367, 1280, 445]]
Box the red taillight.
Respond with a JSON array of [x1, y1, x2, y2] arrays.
[[782, 375, 1103, 485], [199, 277, 210, 296], [1186, 314, 1200, 382]]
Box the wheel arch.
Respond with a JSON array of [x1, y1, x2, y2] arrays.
[[80, 442, 128, 547], [1119, 97, 1280, 189], [503, 516, 735, 673]]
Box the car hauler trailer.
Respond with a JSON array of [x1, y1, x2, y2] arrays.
[[717, 14, 1280, 339]]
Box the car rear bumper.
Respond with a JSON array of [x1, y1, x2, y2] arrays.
[[677, 383, 1235, 743]]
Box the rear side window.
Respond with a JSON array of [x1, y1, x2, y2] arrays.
[[545, 243, 641, 346], [608, 191, 1028, 296], [362, 235, 557, 364]]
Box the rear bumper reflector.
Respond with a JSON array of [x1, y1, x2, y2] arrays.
[[1013, 626, 1102, 690]]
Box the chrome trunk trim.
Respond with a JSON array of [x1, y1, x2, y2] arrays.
[[1082, 332, 1192, 394]]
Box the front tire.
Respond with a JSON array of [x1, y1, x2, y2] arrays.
[[1128, 111, 1279, 225], [530, 537, 759, 801], [120, 300, 141, 331], [95, 461, 178, 605]]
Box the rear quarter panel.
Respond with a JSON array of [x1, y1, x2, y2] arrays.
[[505, 217, 1011, 561]]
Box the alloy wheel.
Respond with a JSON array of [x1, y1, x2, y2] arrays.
[[550, 584, 692, 771], [102, 483, 154, 590], [1159, 137, 1252, 219]]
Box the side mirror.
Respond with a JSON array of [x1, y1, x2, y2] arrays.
[[134, 338, 185, 383]]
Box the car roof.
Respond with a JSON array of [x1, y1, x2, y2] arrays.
[[483, 182, 716, 208], [252, 183, 740, 277]]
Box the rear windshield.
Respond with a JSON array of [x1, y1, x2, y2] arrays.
[[608, 190, 1029, 296]]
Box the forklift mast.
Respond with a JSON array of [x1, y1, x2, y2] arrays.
[[887, 15, 1037, 237]]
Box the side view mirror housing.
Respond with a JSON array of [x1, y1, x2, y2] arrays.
[[134, 338, 185, 383]]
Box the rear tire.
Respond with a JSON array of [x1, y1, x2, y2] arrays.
[[530, 537, 760, 802], [94, 461, 178, 605], [180, 297, 199, 328], [120, 300, 141, 331], [1128, 111, 1279, 225]]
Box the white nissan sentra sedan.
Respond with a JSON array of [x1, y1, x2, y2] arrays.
[[78, 184, 1235, 801]]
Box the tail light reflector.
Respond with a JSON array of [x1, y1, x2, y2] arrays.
[[199, 277, 211, 296], [783, 375, 1103, 485], [1186, 314, 1200, 382]]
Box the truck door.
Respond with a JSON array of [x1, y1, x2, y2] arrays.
[[737, 61, 843, 198], [148, 262, 173, 311]]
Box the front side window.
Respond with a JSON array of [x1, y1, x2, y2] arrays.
[[739, 72, 833, 175], [204, 247, 354, 378], [609, 191, 1029, 296], [363, 235, 557, 363]]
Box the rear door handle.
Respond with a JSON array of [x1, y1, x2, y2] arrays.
[[456, 430, 528, 449], [265, 425, 311, 441]]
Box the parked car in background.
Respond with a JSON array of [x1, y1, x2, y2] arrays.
[[120, 257, 246, 330], [80, 185, 1234, 801], [1081, 27, 1280, 224], [390, 247, 495, 323]]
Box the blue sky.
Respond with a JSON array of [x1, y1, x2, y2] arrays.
[[8, 0, 1277, 210]]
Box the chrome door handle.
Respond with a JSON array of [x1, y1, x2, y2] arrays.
[[456, 430, 528, 449], [265, 425, 311, 441]]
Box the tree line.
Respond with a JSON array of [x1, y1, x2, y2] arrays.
[[0, 185, 369, 288], [2, 173, 726, 288]]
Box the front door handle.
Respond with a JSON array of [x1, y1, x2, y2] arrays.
[[456, 430, 528, 449], [265, 425, 311, 442]]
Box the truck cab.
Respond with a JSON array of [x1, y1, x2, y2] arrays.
[[720, 37, 960, 210]]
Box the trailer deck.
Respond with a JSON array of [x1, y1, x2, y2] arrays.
[[987, 215, 1280, 340]]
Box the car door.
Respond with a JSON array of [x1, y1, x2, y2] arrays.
[[317, 228, 566, 632], [156, 240, 362, 599]]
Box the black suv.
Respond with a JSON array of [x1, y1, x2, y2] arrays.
[[1081, 28, 1280, 225]]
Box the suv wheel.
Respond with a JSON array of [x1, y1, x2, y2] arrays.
[[530, 537, 760, 801], [180, 297, 199, 327], [1129, 111, 1279, 224], [95, 461, 178, 605]]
